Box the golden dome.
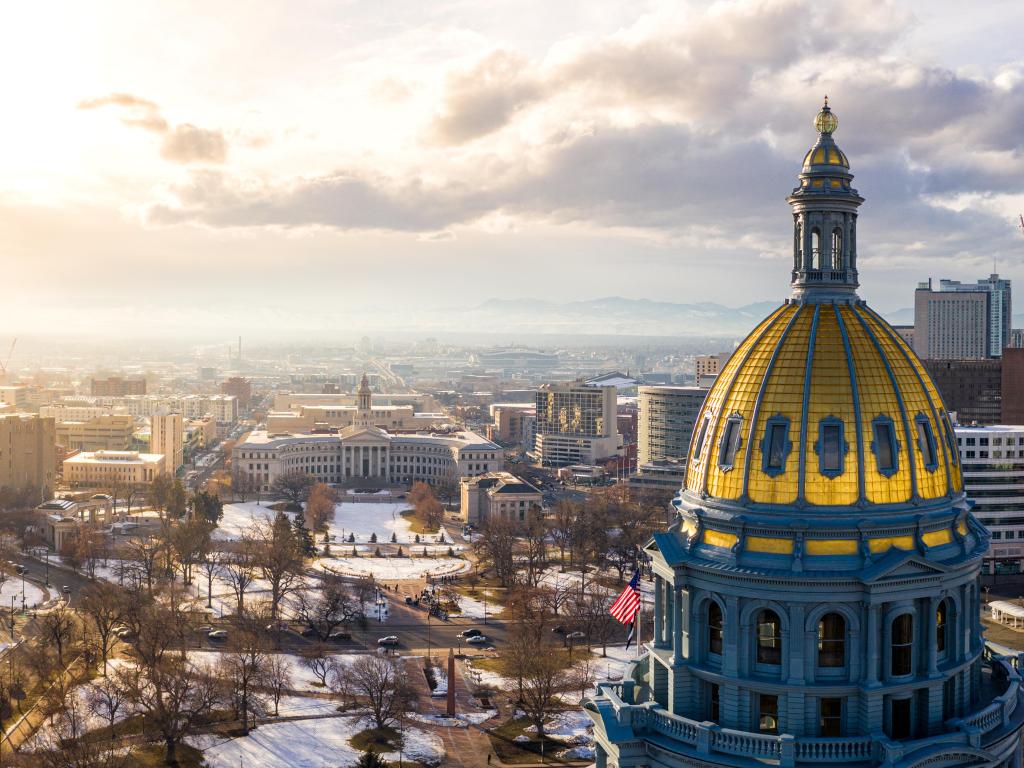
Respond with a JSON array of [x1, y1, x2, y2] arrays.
[[684, 301, 962, 509]]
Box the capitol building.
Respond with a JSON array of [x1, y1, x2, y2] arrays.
[[233, 375, 501, 492], [585, 102, 1024, 767]]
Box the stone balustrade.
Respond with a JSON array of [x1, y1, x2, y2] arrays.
[[591, 648, 1022, 766]]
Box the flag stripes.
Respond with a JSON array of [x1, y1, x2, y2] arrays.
[[609, 570, 641, 624]]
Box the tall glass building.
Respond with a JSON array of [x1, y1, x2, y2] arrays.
[[585, 101, 1024, 768]]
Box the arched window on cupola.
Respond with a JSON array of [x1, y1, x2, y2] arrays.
[[831, 227, 843, 269], [936, 599, 950, 658], [817, 613, 846, 668], [708, 601, 723, 655], [891, 613, 914, 677], [811, 228, 822, 269], [795, 222, 803, 270], [756, 610, 782, 665]]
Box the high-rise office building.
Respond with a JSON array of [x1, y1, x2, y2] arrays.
[[0, 413, 56, 497], [954, 424, 1024, 576], [151, 412, 184, 473], [637, 386, 708, 465], [913, 273, 1012, 359], [940, 274, 1011, 357], [219, 377, 252, 411], [922, 359, 1002, 425], [533, 381, 621, 466]]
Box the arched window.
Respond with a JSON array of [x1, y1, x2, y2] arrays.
[[831, 227, 843, 269], [708, 602, 723, 655], [756, 610, 782, 665], [891, 614, 913, 676], [811, 228, 822, 269], [817, 613, 846, 667], [795, 221, 804, 269], [936, 599, 949, 655]]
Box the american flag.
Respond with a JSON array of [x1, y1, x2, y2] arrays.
[[609, 570, 641, 624]]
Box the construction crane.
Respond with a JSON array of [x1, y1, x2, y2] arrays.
[[0, 338, 17, 379]]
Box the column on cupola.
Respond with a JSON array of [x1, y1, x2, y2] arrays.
[[672, 585, 685, 665], [927, 595, 940, 677], [653, 575, 664, 648]]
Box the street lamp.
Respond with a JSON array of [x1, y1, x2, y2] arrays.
[[43, 551, 49, 587]]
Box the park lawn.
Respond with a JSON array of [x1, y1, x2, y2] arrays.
[[124, 743, 205, 767], [473, 646, 576, 675], [400, 510, 440, 535], [350, 725, 402, 753], [487, 716, 564, 765]]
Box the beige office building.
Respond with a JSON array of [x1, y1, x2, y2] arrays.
[[0, 413, 56, 496], [56, 414, 134, 451], [151, 412, 184, 472], [637, 386, 708, 465], [63, 450, 166, 488], [913, 279, 990, 360]]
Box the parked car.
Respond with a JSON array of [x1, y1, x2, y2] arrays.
[[458, 628, 483, 638], [565, 631, 586, 641], [551, 625, 566, 634], [300, 627, 318, 638], [208, 629, 228, 641], [62, 585, 72, 594], [197, 625, 213, 634], [377, 635, 399, 646], [14, 565, 26, 575], [466, 635, 490, 645], [328, 630, 352, 641]]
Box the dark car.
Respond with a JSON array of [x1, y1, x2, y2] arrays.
[[458, 628, 483, 638], [328, 630, 352, 641]]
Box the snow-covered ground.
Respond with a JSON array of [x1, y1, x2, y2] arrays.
[[317, 556, 469, 581], [526, 709, 594, 745], [217, 501, 458, 549], [453, 590, 501, 619], [188, 651, 361, 693], [0, 576, 46, 608], [197, 716, 446, 768]]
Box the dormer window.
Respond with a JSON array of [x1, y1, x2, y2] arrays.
[[872, 416, 899, 477], [815, 417, 847, 478], [718, 415, 743, 471]]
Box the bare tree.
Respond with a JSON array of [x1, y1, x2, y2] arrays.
[[221, 536, 260, 615], [295, 574, 364, 639], [548, 500, 579, 567], [300, 643, 334, 687], [124, 536, 162, 595], [253, 512, 303, 619], [118, 655, 220, 766], [170, 516, 213, 586], [305, 483, 337, 532], [339, 654, 412, 728], [198, 548, 222, 609], [79, 581, 126, 675], [271, 470, 315, 508], [474, 516, 518, 587], [219, 616, 270, 734], [261, 653, 293, 717], [41, 602, 78, 669], [86, 672, 128, 736]]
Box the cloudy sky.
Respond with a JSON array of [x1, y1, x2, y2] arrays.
[[1, 0, 1023, 339]]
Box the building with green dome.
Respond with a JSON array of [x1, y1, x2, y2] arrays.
[[584, 100, 1024, 768]]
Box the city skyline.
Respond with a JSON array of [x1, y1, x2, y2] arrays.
[[2, 0, 1024, 340]]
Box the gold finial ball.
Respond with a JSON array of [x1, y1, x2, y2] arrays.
[[814, 102, 838, 135]]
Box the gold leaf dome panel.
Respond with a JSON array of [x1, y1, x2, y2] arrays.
[[685, 301, 962, 509]]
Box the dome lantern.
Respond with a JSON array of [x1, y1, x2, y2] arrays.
[[788, 98, 863, 301]]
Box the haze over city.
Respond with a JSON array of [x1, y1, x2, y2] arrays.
[[2, 0, 1023, 341]]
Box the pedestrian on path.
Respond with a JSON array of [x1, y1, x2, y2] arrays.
[[487, 753, 492, 765]]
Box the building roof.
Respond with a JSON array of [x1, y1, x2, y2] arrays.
[[64, 450, 164, 465]]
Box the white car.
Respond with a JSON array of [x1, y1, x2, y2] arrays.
[[377, 635, 399, 646], [466, 635, 490, 645], [207, 629, 228, 641]]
